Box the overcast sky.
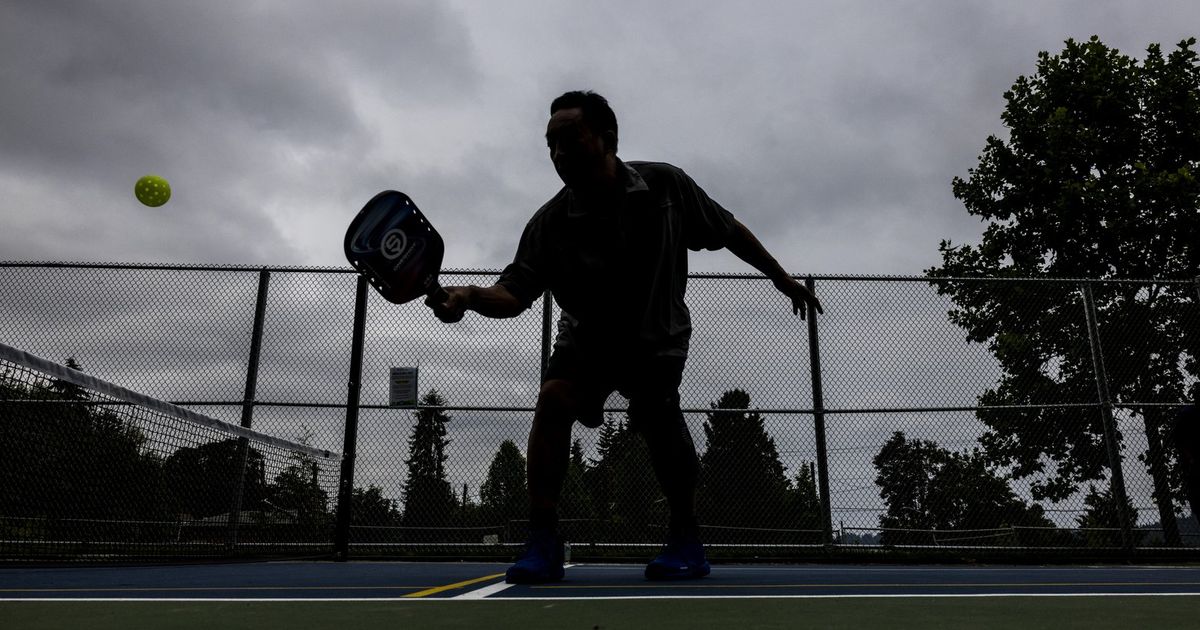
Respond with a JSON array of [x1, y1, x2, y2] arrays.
[[3, 1, 1195, 532], [3, 0, 1198, 275]]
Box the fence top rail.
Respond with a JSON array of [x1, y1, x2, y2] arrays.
[[3, 261, 1198, 285]]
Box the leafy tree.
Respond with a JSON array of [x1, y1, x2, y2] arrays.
[[1076, 483, 1140, 547], [480, 439, 527, 528], [164, 439, 267, 519], [873, 432, 1054, 546], [261, 428, 331, 529], [400, 390, 456, 526], [351, 485, 402, 526], [697, 389, 792, 538], [927, 36, 1200, 542], [1, 360, 174, 543], [266, 455, 330, 528]]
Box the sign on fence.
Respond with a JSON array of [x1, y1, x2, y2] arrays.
[[389, 367, 418, 407]]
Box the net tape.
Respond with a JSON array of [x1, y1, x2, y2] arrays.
[[0, 343, 340, 462]]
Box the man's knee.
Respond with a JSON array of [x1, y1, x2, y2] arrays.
[[536, 379, 579, 424]]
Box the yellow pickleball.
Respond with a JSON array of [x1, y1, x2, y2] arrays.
[[135, 174, 171, 207]]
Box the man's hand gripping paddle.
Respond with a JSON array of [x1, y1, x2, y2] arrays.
[[344, 190, 449, 305]]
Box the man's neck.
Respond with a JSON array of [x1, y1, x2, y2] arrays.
[[573, 155, 622, 198]]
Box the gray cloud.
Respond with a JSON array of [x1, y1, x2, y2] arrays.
[[5, 0, 1197, 272]]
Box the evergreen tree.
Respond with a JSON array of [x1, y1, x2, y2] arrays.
[[401, 390, 456, 526], [786, 462, 823, 541], [559, 439, 595, 526], [585, 414, 622, 523], [698, 389, 792, 538], [480, 439, 526, 528], [584, 415, 661, 541]]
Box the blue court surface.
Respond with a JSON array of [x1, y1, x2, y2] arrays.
[[3, 561, 1200, 600]]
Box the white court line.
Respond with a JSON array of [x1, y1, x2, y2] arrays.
[[454, 581, 514, 599], [453, 563, 576, 599], [4, 592, 1200, 602]]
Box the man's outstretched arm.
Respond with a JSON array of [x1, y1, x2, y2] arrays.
[[724, 218, 824, 318], [425, 284, 527, 323]]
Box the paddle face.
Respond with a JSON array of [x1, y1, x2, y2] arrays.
[[344, 190, 446, 305]]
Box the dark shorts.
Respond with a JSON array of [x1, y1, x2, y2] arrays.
[[543, 347, 685, 430]]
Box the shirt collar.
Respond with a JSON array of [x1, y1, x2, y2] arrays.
[[621, 160, 650, 194]]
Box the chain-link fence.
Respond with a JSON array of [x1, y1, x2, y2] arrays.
[[1, 263, 1197, 561]]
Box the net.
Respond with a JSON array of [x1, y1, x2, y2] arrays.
[[0, 343, 342, 560]]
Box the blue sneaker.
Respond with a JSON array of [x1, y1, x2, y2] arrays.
[[505, 530, 565, 584], [645, 536, 710, 580]]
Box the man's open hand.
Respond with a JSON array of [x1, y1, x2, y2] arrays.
[[774, 277, 823, 319]]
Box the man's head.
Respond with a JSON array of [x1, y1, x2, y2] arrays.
[[546, 91, 619, 191]]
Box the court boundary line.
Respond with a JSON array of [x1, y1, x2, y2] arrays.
[[455, 580, 515, 599], [4, 592, 1200, 602]]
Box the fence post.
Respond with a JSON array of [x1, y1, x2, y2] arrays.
[[334, 275, 369, 560], [1081, 283, 1135, 553], [228, 268, 271, 551], [805, 277, 834, 546], [540, 290, 553, 381]]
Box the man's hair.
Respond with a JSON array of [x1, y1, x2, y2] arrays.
[[550, 90, 618, 152]]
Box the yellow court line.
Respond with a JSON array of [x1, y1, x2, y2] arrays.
[[402, 573, 507, 598], [535, 581, 1200, 590]]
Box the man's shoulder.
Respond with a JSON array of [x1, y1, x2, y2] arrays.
[[626, 160, 687, 184], [528, 186, 571, 225]]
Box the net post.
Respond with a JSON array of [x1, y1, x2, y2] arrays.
[[805, 276, 834, 546], [335, 275, 369, 560], [228, 268, 271, 552], [1081, 282, 1135, 553]]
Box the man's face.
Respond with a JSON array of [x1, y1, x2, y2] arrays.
[[545, 107, 609, 189]]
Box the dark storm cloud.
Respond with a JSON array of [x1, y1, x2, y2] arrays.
[[0, 0, 480, 264]]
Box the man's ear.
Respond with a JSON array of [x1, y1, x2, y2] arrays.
[[602, 130, 618, 154]]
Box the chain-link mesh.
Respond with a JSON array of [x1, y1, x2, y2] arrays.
[[1, 263, 1197, 560]]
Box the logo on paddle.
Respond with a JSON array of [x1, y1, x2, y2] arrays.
[[381, 229, 408, 260]]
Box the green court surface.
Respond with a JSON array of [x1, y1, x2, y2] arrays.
[[4, 596, 1197, 629]]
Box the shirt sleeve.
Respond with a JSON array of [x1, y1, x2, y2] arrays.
[[676, 168, 737, 251], [495, 217, 547, 309]]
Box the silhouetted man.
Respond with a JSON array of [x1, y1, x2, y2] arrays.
[[427, 91, 822, 583]]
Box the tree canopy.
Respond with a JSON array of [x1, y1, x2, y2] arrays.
[[927, 36, 1200, 541]]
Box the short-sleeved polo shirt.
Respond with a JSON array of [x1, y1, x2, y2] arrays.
[[497, 160, 736, 358]]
